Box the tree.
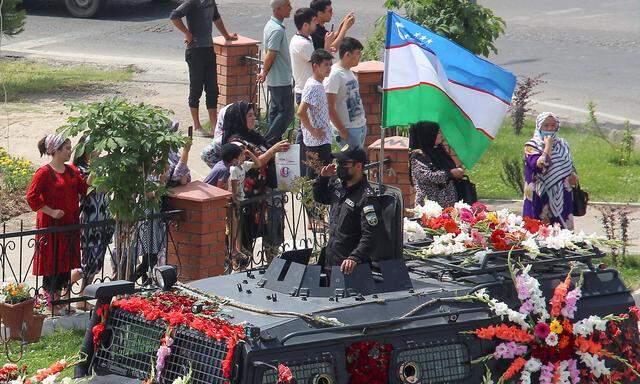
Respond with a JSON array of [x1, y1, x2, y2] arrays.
[[1, 0, 26, 36], [60, 98, 186, 279], [362, 0, 506, 61]]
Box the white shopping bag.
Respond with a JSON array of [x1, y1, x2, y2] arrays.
[[275, 144, 301, 190]]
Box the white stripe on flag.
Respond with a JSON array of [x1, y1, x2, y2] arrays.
[[384, 43, 510, 139]]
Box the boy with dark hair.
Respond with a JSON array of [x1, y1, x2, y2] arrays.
[[290, 7, 318, 177], [309, 0, 355, 52], [203, 142, 243, 188], [324, 36, 367, 149], [296, 49, 334, 179]]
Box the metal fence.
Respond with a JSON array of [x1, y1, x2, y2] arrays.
[[226, 189, 329, 273], [0, 210, 181, 315]]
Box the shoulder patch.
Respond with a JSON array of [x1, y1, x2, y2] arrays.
[[345, 198, 355, 208], [364, 205, 378, 226]]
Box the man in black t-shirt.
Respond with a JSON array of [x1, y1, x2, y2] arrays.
[[309, 0, 355, 52], [170, 0, 237, 137]]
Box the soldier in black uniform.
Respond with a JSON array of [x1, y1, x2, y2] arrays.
[[312, 144, 385, 275]]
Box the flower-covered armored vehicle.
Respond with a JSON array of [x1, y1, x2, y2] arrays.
[[78, 200, 640, 384]]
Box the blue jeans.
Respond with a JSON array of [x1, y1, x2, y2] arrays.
[[336, 125, 367, 149], [265, 85, 294, 146]]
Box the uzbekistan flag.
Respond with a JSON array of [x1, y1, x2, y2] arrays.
[[382, 11, 516, 168]]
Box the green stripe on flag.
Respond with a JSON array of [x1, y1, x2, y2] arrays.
[[382, 84, 491, 168]]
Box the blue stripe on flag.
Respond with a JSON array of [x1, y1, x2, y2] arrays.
[[385, 11, 516, 104]]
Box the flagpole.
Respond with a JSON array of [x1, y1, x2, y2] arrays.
[[378, 124, 385, 193]]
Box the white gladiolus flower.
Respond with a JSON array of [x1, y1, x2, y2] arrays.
[[403, 218, 427, 244], [413, 199, 443, 219]]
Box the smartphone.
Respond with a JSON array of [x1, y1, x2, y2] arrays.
[[331, 23, 334, 32], [188, 126, 193, 138]]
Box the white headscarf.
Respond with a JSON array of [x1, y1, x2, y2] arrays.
[[45, 134, 67, 155], [525, 112, 574, 224]]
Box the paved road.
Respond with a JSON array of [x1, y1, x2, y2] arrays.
[[3, 0, 640, 125]]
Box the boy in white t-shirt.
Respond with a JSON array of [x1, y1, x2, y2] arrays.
[[290, 7, 318, 176], [296, 49, 334, 179], [324, 37, 367, 148]]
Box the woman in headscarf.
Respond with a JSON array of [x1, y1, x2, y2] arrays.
[[523, 112, 578, 229], [220, 101, 290, 268], [27, 133, 88, 315], [409, 122, 465, 208]]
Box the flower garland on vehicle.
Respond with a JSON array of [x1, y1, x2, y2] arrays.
[[345, 341, 393, 384], [459, 258, 640, 383], [91, 304, 110, 351], [406, 200, 616, 259], [111, 290, 246, 380]]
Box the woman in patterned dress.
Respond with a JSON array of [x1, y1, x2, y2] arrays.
[[409, 122, 465, 208], [73, 139, 114, 310], [523, 112, 579, 229]]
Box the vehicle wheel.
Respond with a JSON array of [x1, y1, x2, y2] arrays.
[[64, 0, 103, 18]]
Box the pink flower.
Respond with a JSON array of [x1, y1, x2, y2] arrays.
[[459, 209, 475, 223], [470, 229, 487, 247], [567, 359, 580, 384], [493, 342, 529, 359], [519, 300, 534, 315], [538, 225, 551, 238], [534, 322, 551, 339], [539, 363, 555, 384], [471, 201, 488, 213], [561, 287, 581, 319], [156, 345, 171, 374], [515, 275, 531, 301]]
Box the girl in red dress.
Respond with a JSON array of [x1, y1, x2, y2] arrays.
[[26, 134, 88, 315]]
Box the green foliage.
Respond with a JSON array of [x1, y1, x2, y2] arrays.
[[363, 0, 506, 60], [468, 119, 640, 202], [1, 59, 134, 101], [1, 0, 26, 36], [618, 120, 635, 167], [584, 102, 636, 167], [59, 98, 186, 222], [5, 329, 85, 379]]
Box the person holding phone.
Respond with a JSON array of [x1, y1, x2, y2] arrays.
[[309, 0, 355, 53]]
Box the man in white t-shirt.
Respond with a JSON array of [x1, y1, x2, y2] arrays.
[[296, 49, 334, 179], [324, 37, 366, 149]]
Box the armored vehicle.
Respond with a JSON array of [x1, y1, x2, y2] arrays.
[[77, 241, 635, 384]]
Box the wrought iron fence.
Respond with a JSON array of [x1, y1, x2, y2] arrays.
[[0, 210, 181, 316], [226, 189, 329, 273]]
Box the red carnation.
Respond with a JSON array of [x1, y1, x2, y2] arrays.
[[277, 364, 294, 383]]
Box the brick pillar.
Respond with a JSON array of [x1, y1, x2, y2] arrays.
[[213, 35, 260, 111], [165, 181, 231, 282], [352, 60, 385, 147], [367, 136, 415, 210]]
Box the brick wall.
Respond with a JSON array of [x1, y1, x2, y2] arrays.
[[165, 181, 231, 282], [368, 136, 415, 210], [213, 35, 260, 111]]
